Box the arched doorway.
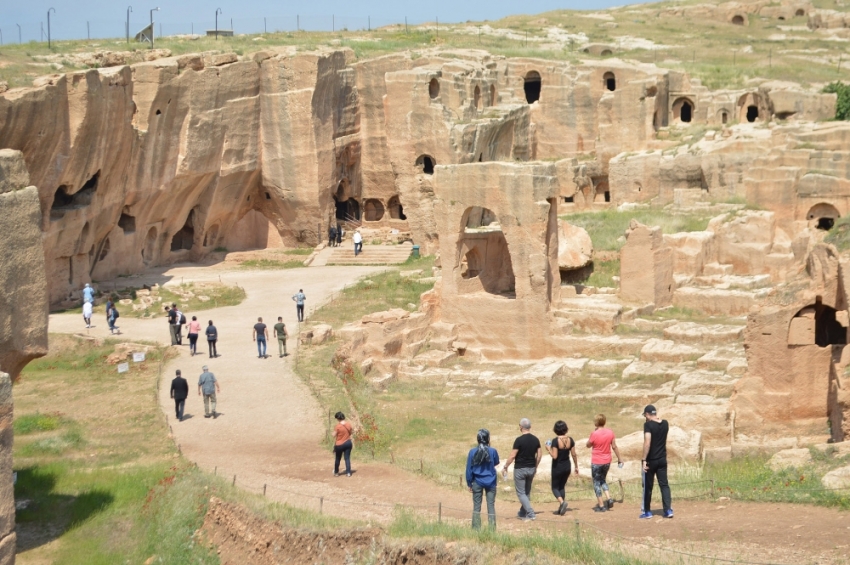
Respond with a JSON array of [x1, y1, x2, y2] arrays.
[[388, 196, 407, 220], [731, 14, 745, 25], [789, 300, 847, 347], [603, 71, 616, 91], [415, 154, 436, 175], [524, 71, 541, 104], [457, 207, 516, 297], [473, 85, 482, 110], [807, 203, 840, 230], [672, 97, 694, 123], [363, 199, 385, 222]]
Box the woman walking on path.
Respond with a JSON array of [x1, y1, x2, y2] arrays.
[[465, 429, 499, 530], [548, 420, 578, 516], [105, 298, 118, 334], [187, 316, 201, 356], [333, 412, 354, 477], [586, 413, 623, 512]]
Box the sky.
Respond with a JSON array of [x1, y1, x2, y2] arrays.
[[0, 0, 636, 42]]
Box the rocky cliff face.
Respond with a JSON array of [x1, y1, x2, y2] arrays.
[[0, 149, 50, 565]]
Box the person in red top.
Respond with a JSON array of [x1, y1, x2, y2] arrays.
[[333, 411, 354, 477], [585, 413, 623, 512]]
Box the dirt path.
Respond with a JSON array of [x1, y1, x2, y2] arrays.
[[48, 262, 850, 564]]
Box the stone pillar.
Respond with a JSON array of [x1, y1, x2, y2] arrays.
[[0, 374, 13, 565], [619, 220, 674, 307]]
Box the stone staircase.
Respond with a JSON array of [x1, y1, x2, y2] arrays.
[[325, 242, 414, 265]]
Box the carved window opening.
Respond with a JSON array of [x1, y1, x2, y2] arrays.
[[524, 71, 541, 104], [429, 78, 440, 99], [118, 211, 136, 234], [458, 207, 516, 297], [364, 199, 385, 222], [416, 154, 436, 175]]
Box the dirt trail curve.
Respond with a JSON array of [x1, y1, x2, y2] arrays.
[[47, 263, 850, 564]]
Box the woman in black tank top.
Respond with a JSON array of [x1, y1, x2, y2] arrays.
[[548, 420, 579, 516]]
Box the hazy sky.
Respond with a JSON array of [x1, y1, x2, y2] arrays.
[[0, 0, 635, 42]]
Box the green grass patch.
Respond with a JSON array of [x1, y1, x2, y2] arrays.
[[282, 248, 314, 256], [239, 258, 305, 269], [14, 412, 67, 435], [584, 258, 620, 288], [825, 215, 850, 252], [561, 209, 715, 252]]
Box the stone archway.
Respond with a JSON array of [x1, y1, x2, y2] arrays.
[[363, 199, 385, 222], [807, 203, 841, 231], [672, 97, 694, 123]]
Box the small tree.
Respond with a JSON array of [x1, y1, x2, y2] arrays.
[[823, 81, 850, 120]]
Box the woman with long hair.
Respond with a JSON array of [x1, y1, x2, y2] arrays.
[[548, 420, 578, 516]]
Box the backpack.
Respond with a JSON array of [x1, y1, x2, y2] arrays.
[[177, 311, 186, 324], [112, 308, 120, 320]]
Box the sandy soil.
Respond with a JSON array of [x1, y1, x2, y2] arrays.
[[48, 262, 850, 565]]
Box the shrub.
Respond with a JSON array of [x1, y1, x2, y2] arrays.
[[823, 81, 850, 120]]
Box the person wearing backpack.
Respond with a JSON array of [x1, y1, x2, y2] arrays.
[[172, 303, 185, 345], [165, 305, 179, 345], [107, 300, 119, 334]]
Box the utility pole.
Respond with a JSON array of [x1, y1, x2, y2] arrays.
[[264, 17, 267, 34], [149, 7, 159, 49], [17, 24, 21, 44], [215, 8, 222, 40], [87, 21, 90, 40], [126, 6, 133, 43], [47, 8, 55, 49]]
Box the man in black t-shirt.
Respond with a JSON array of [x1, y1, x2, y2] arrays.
[[640, 404, 672, 519], [253, 317, 269, 359], [502, 418, 542, 521], [165, 305, 179, 345]]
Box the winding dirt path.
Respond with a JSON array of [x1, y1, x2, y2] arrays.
[[47, 262, 850, 564]]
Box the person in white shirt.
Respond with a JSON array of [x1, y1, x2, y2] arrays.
[[82, 301, 93, 328], [352, 229, 363, 256]]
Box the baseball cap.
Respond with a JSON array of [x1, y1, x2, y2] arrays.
[[202, 365, 208, 371], [643, 405, 657, 415]]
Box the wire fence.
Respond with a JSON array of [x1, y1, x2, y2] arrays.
[[0, 13, 442, 44]]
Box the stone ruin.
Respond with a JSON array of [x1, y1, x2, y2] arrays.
[[0, 26, 849, 559]]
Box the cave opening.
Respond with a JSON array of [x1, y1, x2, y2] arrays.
[[416, 154, 436, 175], [118, 212, 136, 234], [746, 105, 759, 122], [388, 196, 407, 220], [603, 71, 616, 91], [170, 210, 196, 252], [524, 71, 541, 104]]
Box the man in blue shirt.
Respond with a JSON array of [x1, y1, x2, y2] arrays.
[[198, 365, 220, 418], [82, 283, 94, 304], [292, 289, 306, 322], [465, 429, 500, 530]]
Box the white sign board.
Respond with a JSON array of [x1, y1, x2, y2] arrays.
[[117, 362, 130, 374], [133, 352, 146, 363]]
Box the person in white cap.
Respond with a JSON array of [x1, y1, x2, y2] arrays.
[[640, 404, 672, 519], [82, 283, 94, 304]]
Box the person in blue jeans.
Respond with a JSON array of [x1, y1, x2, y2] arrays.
[[466, 429, 500, 530], [253, 317, 269, 358]]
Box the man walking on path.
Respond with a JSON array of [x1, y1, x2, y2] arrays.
[[352, 229, 362, 256], [274, 317, 288, 357], [329, 225, 337, 247], [253, 317, 269, 358], [82, 300, 93, 328], [170, 369, 189, 421], [206, 320, 219, 358], [198, 365, 220, 418], [502, 418, 541, 521], [166, 304, 182, 345], [640, 404, 673, 519], [82, 283, 94, 304], [292, 289, 306, 323]]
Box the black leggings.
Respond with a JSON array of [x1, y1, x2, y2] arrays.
[[551, 466, 572, 500], [208, 340, 217, 357]]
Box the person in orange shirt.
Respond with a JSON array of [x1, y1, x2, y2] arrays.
[[333, 412, 354, 477]]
